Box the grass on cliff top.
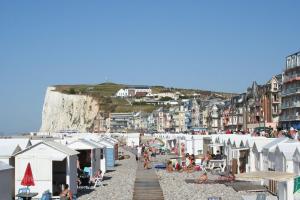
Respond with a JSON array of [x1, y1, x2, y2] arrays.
[[54, 82, 124, 97]]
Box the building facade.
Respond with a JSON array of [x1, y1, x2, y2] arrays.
[[280, 51, 300, 129]]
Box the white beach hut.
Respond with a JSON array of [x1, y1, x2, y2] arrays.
[[67, 139, 101, 177], [14, 141, 79, 198], [86, 139, 107, 174], [252, 139, 276, 172], [246, 137, 274, 172], [293, 148, 300, 176], [126, 133, 140, 147], [185, 135, 211, 155], [0, 161, 14, 200], [274, 141, 300, 173], [262, 137, 290, 171]]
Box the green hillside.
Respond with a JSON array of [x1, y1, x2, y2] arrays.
[[53, 82, 235, 114]]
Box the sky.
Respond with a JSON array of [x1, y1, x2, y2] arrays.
[[0, 1, 300, 134]]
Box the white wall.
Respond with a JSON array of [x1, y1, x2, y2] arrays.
[[15, 157, 52, 198], [0, 169, 13, 200], [67, 156, 78, 195], [15, 144, 69, 198]]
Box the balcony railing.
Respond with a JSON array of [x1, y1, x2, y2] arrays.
[[281, 102, 300, 109], [282, 88, 300, 96], [279, 115, 300, 121]]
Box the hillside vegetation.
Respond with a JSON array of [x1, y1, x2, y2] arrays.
[[54, 82, 235, 114]]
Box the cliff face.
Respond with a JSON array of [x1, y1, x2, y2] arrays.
[[40, 87, 99, 132]]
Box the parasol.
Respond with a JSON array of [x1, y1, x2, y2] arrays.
[[21, 162, 35, 192]]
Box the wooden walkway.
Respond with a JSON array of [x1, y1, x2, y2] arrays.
[[133, 163, 164, 200]]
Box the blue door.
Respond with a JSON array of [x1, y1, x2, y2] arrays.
[[106, 148, 115, 168]]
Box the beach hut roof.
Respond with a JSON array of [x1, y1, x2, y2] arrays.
[[245, 137, 269, 148], [87, 139, 106, 148], [67, 139, 100, 150], [293, 148, 300, 162], [262, 137, 289, 153], [0, 143, 22, 157], [14, 141, 79, 157], [0, 138, 31, 150], [276, 142, 300, 160], [0, 161, 13, 171], [253, 139, 276, 153]]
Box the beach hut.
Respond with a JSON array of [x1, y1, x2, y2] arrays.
[[262, 137, 289, 171], [274, 142, 300, 173], [86, 139, 107, 174], [67, 139, 101, 176], [126, 133, 140, 147], [246, 137, 275, 172], [14, 141, 79, 198], [293, 148, 300, 176], [0, 161, 14, 200], [102, 136, 119, 161], [185, 135, 210, 155], [99, 138, 116, 169], [252, 139, 276, 172]]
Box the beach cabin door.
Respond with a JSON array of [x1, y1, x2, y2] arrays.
[[52, 159, 67, 196]]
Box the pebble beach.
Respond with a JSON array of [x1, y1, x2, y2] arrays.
[[78, 149, 137, 200], [77, 150, 278, 200]]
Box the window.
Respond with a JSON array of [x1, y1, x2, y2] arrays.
[[287, 56, 292, 69], [292, 55, 297, 67]]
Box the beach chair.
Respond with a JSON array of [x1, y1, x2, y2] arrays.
[[94, 173, 104, 188]]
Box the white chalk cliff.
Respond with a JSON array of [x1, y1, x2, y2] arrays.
[[40, 87, 100, 132]]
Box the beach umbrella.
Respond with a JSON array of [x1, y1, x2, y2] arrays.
[[21, 162, 35, 191]]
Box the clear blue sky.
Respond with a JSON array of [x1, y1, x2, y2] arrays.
[[0, 1, 299, 134]]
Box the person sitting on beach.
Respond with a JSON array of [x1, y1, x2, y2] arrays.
[[202, 151, 212, 166], [196, 172, 208, 184], [60, 184, 73, 200], [89, 169, 103, 186], [166, 160, 174, 173], [175, 162, 183, 172]]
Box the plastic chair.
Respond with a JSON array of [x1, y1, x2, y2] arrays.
[[18, 187, 30, 193], [40, 190, 51, 200], [18, 188, 30, 200]]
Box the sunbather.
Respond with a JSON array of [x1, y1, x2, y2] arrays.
[[217, 173, 235, 182], [196, 172, 208, 184], [166, 160, 174, 173]]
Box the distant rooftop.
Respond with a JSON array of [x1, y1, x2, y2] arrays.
[[126, 85, 150, 89]]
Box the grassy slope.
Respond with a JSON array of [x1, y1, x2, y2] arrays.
[[53, 82, 235, 113]]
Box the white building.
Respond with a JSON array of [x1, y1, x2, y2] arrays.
[[14, 141, 79, 198], [0, 161, 14, 200], [115, 89, 128, 97], [115, 87, 152, 97]]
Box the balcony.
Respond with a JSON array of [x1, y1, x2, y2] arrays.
[[281, 102, 300, 109], [279, 115, 300, 121], [281, 87, 300, 97]]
